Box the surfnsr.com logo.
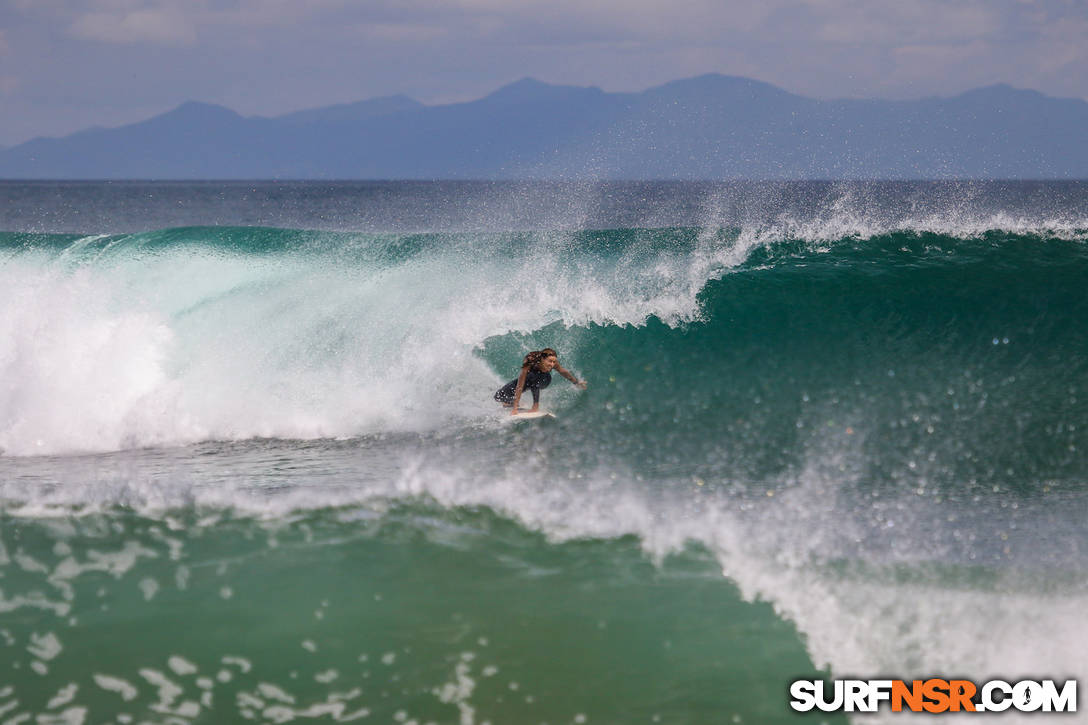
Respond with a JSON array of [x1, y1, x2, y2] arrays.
[[790, 679, 1077, 714]]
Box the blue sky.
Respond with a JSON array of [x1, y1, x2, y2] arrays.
[[1, 0, 1086, 146]]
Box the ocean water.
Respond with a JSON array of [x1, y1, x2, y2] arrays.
[[1, 180, 1087, 724]]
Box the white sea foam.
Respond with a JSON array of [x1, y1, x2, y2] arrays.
[[0, 226, 743, 456]]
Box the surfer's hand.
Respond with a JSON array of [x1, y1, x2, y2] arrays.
[[576, 380, 588, 390], [510, 408, 519, 416]]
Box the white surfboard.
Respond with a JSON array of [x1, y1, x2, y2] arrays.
[[508, 410, 555, 420]]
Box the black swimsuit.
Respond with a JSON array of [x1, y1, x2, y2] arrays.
[[494, 369, 552, 405]]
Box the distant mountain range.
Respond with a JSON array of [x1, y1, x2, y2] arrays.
[[2, 74, 1087, 179]]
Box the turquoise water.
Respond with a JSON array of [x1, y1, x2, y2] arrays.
[[2, 182, 1087, 724]]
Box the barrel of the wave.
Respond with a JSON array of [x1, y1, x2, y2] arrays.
[[518, 228, 1088, 490]]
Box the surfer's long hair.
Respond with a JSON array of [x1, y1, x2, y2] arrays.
[[522, 348, 558, 370]]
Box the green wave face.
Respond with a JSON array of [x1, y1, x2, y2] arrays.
[[480, 229, 1088, 491]]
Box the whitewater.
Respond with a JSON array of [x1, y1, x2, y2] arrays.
[[1, 180, 1086, 724]]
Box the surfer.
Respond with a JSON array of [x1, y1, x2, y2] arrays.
[[494, 348, 586, 415]]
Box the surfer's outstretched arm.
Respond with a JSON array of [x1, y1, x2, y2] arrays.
[[510, 366, 530, 415], [555, 364, 587, 389]]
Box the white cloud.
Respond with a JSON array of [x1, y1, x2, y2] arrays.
[[58, 0, 375, 45], [69, 8, 198, 46], [812, 0, 1000, 46], [430, 0, 776, 44], [1033, 16, 1088, 74], [353, 22, 448, 44]]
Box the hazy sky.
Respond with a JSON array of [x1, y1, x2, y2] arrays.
[[2, 0, 1086, 146]]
